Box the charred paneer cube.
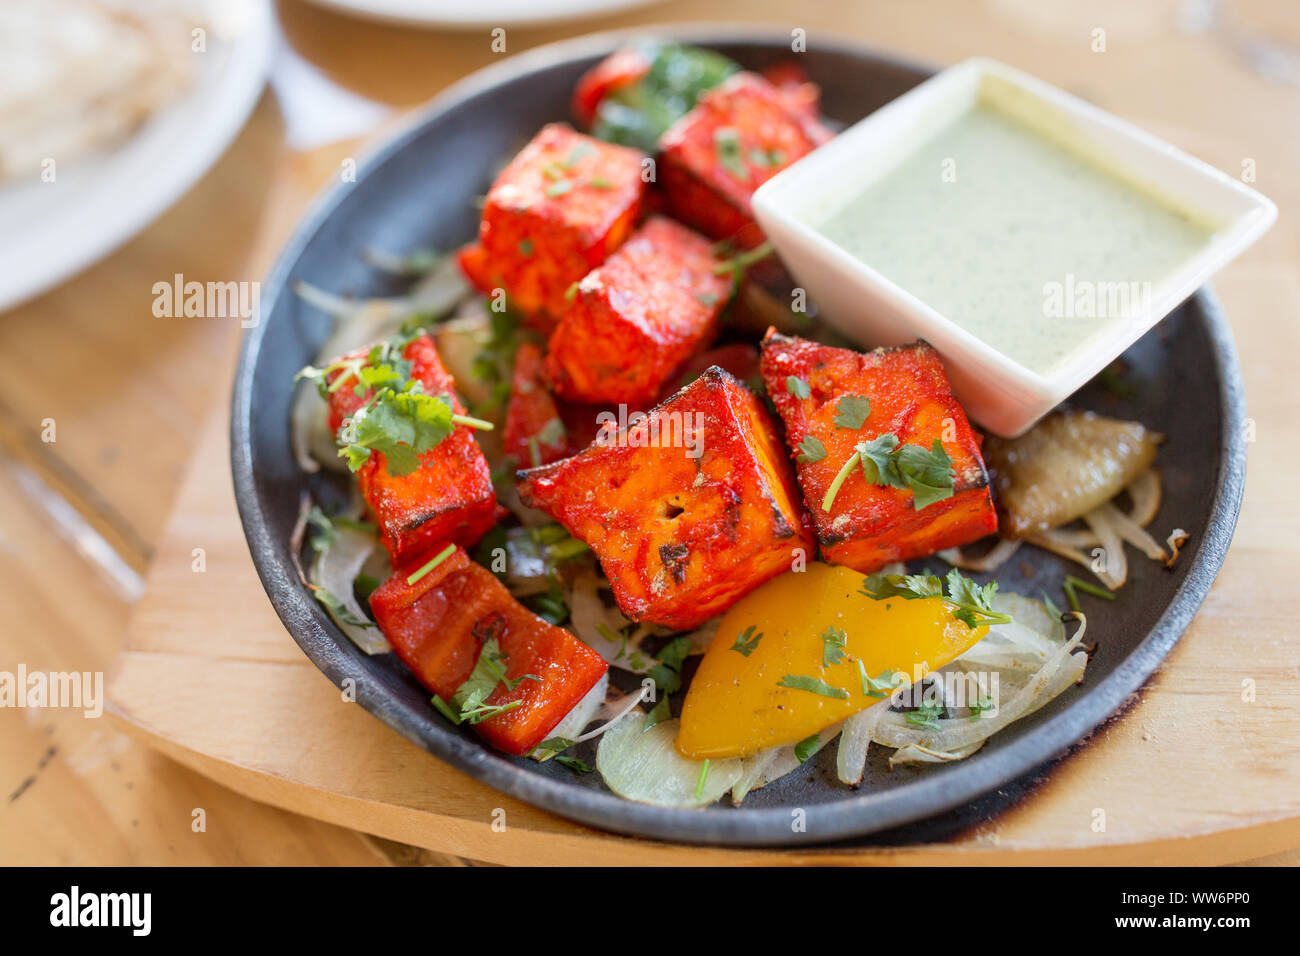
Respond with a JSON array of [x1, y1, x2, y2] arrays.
[[477, 124, 646, 332], [370, 547, 608, 756], [324, 334, 497, 565], [760, 332, 997, 572], [544, 216, 731, 405], [658, 72, 832, 249], [503, 343, 570, 468], [517, 367, 812, 629]]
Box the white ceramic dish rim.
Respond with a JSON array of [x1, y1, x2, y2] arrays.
[[752, 56, 1277, 424], [0, 0, 273, 315]]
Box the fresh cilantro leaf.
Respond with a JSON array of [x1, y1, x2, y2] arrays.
[[833, 394, 871, 430], [860, 569, 1011, 630], [518, 239, 534, 257], [695, 759, 712, 799], [730, 625, 763, 658], [339, 388, 456, 477], [969, 697, 994, 721], [894, 439, 956, 510], [794, 733, 820, 764], [821, 625, 848, 666], [777, 674, 850, 700], [647, 636, 693, 695], [714, 127, 747, 179], [785, 375, 811, 399], [856, 433, 902, 486], [545, 179, 573, 198], [643, 694, 672, 733], [555, 754, 594, 773], [796, 435, 826, 463], [858, 661, 900, 698], [906, 699, 946, 730]]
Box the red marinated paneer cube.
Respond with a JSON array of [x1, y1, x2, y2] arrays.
[[544, 216, 732, 405], [760, 332, 997, 572], [658, 72, 832, 249], [503, 343, 570, 467], [517, 367, 812, 630], [324, 334, 496, 565], [370, 547, 608, 756], [476, 124, 646, 332]]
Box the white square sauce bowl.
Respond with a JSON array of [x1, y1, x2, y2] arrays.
[[752, 57, 1276, 436]]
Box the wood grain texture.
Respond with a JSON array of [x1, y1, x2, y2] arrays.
[[5, 0, 1300, 864]]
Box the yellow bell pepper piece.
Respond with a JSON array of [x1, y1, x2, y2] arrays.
[[676, 563, 987, 760]]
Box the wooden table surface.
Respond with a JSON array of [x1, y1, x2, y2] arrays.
[[2, 0, 1299, 865]]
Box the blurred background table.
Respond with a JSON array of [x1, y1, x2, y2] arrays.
[[2, 0, 1298, 865]]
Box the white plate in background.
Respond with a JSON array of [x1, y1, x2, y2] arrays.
[[303, 0, 662, 29], [0, 0, 273, 314]]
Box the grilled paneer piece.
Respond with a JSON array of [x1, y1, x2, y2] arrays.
[[517, 367, 812, 629], [760, 332, 997, 571], [474, 123, 646, 332], [503, 343, 570, 467], [658, 72, 832, 249], [544, 216, 732, 405], [325, 334, 496, 564], [370, 547, 609, 756]]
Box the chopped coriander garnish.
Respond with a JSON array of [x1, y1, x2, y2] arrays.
[[518, 238, 534, 257], [431, 694, 462, 725], [785, 375, 811, 399], [545, 179, 573, 198], [588, 175, 613, 189], [1063, 574, 1115, 612], [643, 694, 672, 734], [714, 127, 747, 179], [906, 699, 945, 730], [405, 543, 457, 585], [555, 754, 594, 773], [969, 697, 994, 720], [694, 759, 712, 800], [861, 568, 1012, 630], [710, 241, 774, 281], [822, 434, 954, 513], [777, 674, 850, 700], [858, 661, 899, 698], [832, 394, 871, 430], [647, 636, 693, 695], [821, 625, 848, 666], [796, 435, 826, 463], [794, 733, 820, 763], [730, 625, 763, 658]]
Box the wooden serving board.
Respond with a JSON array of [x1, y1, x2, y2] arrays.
[[103, 264, 1300, 865]]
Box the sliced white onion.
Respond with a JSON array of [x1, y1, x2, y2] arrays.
[[309, 524, 391, 655], [1094, 500, 1166, 561], [532, 673, 609, 761], [871, 614, 1087, 754], [732, 722, 843, 805], [889, 741, 984, 766], [570, 683, 649, 743], [836, 701, 888, 786], [1023, 529, 1095, 570], [596, 716, 742, 808], [1082, 505, 1127, 588], [1165, 528, 1190, 567], [938, 537, 1022, 573], [1125, 468, 1162, 528]]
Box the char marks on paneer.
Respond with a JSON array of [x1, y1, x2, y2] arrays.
[[516, 367, 812, 630], [760, 331, 997, 571]]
